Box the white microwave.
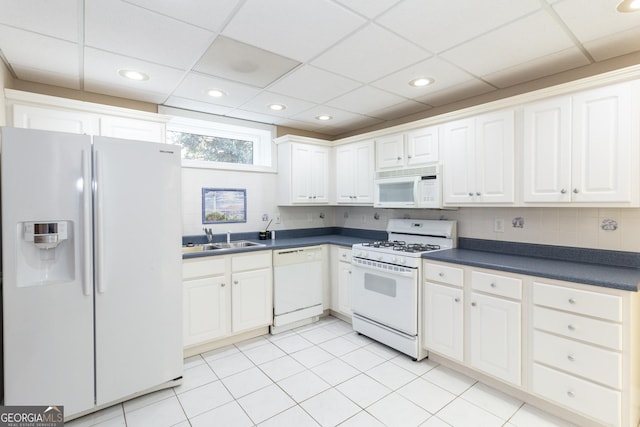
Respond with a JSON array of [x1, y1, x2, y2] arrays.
[[373, 165, 442, 209]]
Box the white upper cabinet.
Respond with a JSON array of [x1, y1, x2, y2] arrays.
[[335, 140, 374, 204], [375, 126, 439, 170], [6, 89, 168, 143], [523, 81, 638, 205], [276, 136, 330, 205], [442, 110, 515, 205]]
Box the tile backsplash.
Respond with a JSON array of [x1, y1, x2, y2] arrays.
[[182, 169, 640, 252]]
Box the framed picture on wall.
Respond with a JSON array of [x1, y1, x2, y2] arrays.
[[202, 188, 247, 224]]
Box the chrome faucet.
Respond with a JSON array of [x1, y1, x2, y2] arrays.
[[203, 227, 214, 243]]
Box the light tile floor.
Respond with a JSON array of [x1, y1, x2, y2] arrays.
[[67, 316, 579, 427]]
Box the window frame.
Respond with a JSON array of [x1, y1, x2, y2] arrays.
[[163, 108, 277, 173]]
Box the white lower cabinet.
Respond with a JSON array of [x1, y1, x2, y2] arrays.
[[469, 292, 521, 385], [182, 251, 272, 349], [422, 260, 639, 427], [330, 246, 353, 318]]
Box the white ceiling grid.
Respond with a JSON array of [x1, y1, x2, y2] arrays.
[[0, 0, 639, 137]]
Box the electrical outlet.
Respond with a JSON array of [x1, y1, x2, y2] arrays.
[[262, 213, 269, 221], [275, 212, 281, 224], [494, 218, 505, 233]]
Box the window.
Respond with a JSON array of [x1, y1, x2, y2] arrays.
[[163, 108, 275, 172]]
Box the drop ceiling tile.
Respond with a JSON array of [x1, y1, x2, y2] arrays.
[[377, 0, 541, 54], [312, 23, 428, 83], [415, 79, 495, 107], [163, 96, 235, 116], [440, 11, 578, 78], [84, 48, 185, 103], [291, 105, 382, 128], [483, 47, 590, 88], [334, 0, 402, 19], [194, 36, 300, 88], [121, 0, 242, 32], [552, 0, 640, 44], [0, 0, 78, 41], [326, 85, 407, 115], [372, 57, 479, 98], [85, 0, 214, 70], [226, 109, 295, 127], [237, 92, 316, 117], [222, 0, 366, 62], [12, 65, 80, 90], [367, 99, 432, 121], [172, 72, 262, 107], [0, 25, 78, 80], [583, 25, 640, 61], [268, 65, 362, 104]]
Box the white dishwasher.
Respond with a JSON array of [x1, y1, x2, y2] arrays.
[[271, 246, 324, 334]]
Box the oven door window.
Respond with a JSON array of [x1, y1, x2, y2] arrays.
[[364, 273, 396, 297], [351, 266, 418, 336]]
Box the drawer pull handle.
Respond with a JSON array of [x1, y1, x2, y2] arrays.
[[567, 354, 575, 362], [471, 302, 477, 307], [490, 283, 496, 288], [454, 298, 460, 303], [439, 272, 445, 277], [568, 298, 576, 304], [567, 324, 575, 331], [567, 390, 575, 398], [221, 283, 226, 287]]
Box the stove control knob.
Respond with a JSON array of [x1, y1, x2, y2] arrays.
[[377, 255, 383, 261], [391, 256, 398, 263], [399, 257, 406, 265]]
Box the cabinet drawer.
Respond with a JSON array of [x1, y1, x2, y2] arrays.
[[533, 306, 622, 350], [338, 248, 352, 263], [533, 330, 621, 389], [424, 263, 463, 287], [532, 363, 621, 427], [183, 257, 227, 280], [471, 271, 522, 300], [232, 251, 272, 271], [533, 282, 622, 322]]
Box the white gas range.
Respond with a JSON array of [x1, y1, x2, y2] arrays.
[[351, 219, 457, 360]]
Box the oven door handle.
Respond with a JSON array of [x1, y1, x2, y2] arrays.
[[351, 259, 417, 278]]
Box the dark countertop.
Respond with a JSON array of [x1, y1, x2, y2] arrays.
[[182, 227, 384, 260], [423, 239, 640, 292]]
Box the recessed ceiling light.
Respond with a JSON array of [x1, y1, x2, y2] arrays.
[[206, 89, 226, 98], [409, 77, 434, 87], [617, 0, 640, 12], [268, 103, 286, 111], [315, 115, 333, 121], [118, 69, 149, 81]]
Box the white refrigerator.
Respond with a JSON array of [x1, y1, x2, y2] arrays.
[[1, 127, 183, 420]]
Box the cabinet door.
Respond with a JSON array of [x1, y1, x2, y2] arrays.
[[423, 282, 463, 361], [335, 145, 355, 203], [571, 83, 632, 203], [231, 268, 273, 333], [406, 126, 439, 166], [353, 141, 374, 203], [337, 261, 352, 315], [100, 116, 166, 143], [522, 97, 572, 202], [442, 118, 475, 204], [291, 144, 313, 203], [475, 110, 515, 203], [375, 134, 405, 170], [469, 292, 521, 385], [311, 146, 329, 203], [13, 104, 97, 134], [183, 276, 229, 347]]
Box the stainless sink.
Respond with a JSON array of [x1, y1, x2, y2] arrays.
[[182, 240, 265, 253], [211, 240, 265, 249]]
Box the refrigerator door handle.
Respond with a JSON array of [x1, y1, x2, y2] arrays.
[[95, 150, 106, 294], [82, 150, 93, 296]]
